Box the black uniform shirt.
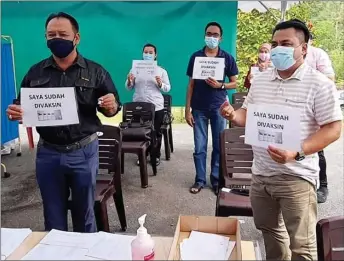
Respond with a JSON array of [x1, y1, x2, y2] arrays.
[[20, 54, 121, 145]]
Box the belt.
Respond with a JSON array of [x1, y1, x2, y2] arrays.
[[39, 133, 98, 153]]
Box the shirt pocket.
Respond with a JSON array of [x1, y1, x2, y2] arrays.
[[75, 78, 96, 106], [285, 97, 309, 118], [30, 77, 50, 87]]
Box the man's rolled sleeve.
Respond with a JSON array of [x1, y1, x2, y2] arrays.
[[314, 80, 342, 126]]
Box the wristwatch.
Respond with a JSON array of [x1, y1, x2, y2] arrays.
[[295, 150, 306, 161], [221, 83, 225, 89]]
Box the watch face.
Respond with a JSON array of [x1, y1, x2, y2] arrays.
[[296, 155, 305, 161]]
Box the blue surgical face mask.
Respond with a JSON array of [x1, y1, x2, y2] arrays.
[[143, 53, 155, 61], [270, 46, 296, 71], [205, 37, 219, 49]]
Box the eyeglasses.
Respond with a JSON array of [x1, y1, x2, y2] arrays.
[[205, 32, 220, 38]]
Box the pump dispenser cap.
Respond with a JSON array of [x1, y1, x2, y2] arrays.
[[137, 214, 148, 236]]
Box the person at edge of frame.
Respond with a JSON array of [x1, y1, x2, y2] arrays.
[[6, 12, 121, 233]]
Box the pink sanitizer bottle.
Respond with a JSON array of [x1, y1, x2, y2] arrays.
[[131, 214, 155, 261]]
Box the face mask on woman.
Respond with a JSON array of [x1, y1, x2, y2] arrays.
[[259, 52, 270, 62], [143, 53, 155, 61]]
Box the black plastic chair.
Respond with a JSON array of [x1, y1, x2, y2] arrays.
[[161, 94, 174, 160], [67, 125, 127, 231], [120, 102, 157, 188]]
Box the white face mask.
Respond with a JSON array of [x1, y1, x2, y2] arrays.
[[143, 53, 154, 61]]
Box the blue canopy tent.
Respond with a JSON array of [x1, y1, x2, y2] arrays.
[[1, 35, 21, 178]]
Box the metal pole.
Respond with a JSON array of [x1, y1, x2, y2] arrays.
[[281, 1, 289, 22]]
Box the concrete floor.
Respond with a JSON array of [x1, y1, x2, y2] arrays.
[[1, 124, 343, 257]]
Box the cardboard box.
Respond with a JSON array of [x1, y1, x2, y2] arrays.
[[168, 216, 242, 260]]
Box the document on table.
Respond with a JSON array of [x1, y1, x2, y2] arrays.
[[21, 87, 79, 127], [86, 232, 135, 260], [180, 231, 235, 260], [39, 229, 103, 249], [245, 103, 301, 151], [21, 229, 105, 260], [1, 228, 32, 260]]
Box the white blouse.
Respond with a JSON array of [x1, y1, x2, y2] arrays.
[[125, 66, 171, 111]]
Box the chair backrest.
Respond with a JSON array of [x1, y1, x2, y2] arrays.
[[122, 102, 155, 124], [219, 128, 253, 189], [232, 92, 248, 104], [229, 103, 243, 128], [163, 94, 172, 113], [97, 125, 122, 180], [317, 216, 344, 261]]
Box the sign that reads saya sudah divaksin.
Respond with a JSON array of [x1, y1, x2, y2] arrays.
[[245, 103, 301, 151], [192, 57, 225, 81], [21, 87, 79, 127]]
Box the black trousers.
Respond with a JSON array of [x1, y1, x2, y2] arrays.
[[154, 109, 165, 158], [318, 150, 327, 188]]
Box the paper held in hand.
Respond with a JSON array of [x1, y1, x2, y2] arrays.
[[192, 57, 225, 81], [245, 103, 301, 151], [21, 87, 79, 127], [132, 60, 157, 77]]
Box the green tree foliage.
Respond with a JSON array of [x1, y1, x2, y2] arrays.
[[236, 1, 344, 91]]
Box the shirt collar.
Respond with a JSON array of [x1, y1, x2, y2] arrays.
[[270, 63, 307, 81], [201, 46, 224, 57], [43, 53, 87, 69]]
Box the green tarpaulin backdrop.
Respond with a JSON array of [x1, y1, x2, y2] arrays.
[[1, 1, 238, 105]]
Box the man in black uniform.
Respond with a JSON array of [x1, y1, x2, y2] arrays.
[[6, 12, 121, 232]]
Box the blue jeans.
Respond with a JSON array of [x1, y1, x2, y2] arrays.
[[192, 109, 227, 187], [36, 139, 99, 232]]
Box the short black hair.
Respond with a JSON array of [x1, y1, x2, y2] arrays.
[[309, 33, 314, 40], [205, 22, 223, 36], [143, 43, 157, 54], [273, 19, 310, 43], [45, 12, 79, 33]]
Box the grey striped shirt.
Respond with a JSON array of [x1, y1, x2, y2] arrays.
[[242, 63, 342, 186]]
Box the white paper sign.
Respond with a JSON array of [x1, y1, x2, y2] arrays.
[[250, 67, 260, 76], [21, 87, 79, 127], [132, 60, 157, 77], [245, 103, 301, 151], [192, 57, 225, 80]]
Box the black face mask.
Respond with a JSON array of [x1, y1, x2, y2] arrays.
[[47, 38, 75, 58]]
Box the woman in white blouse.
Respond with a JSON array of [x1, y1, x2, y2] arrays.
[[125, 43, 171, 165]]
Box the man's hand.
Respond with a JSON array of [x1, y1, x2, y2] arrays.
[[205, 77, 222, 89], [219, 101, 236, 121], [127, 73, 135, 86], [185, 109, 195, 127], [267, 145, 297, 164], [155, 76, 162, 88], [6, 104, 23, 121], [98, 93, 118, 111]]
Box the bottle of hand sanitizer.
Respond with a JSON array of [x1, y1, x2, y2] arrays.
[[131, 214, 155, 260]]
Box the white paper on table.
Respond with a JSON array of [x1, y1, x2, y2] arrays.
[[192, 57, 225, 81], [21, 87, 79, 127], [245, 103, 301, 151], [21, 244, 90, 260], [39, 229, 103, 249], [180, 231, 235, 260], [132, 60, 157, 78], [86, 232, 135, 260], [0, 228, 32, 260]]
